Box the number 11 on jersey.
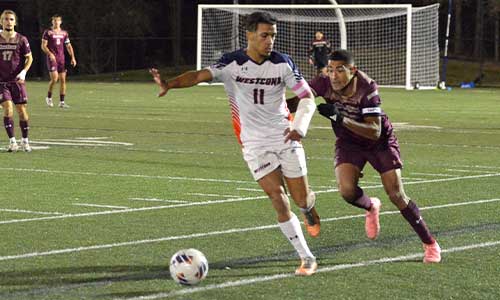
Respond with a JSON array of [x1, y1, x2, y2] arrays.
[[253, 88, 264, 105]]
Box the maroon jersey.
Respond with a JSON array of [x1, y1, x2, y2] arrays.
[[42, 29, 70, 62], [0, 33, 31, 82], [309, 70, 396, 149]]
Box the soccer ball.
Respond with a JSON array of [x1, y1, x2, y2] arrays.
[[169, 248, 209, 286]]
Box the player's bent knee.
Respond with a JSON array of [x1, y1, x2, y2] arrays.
[[338, 185, 357, 202]]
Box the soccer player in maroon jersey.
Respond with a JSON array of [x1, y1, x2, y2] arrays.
[[288, 49, 441, 263], [41, 15, 76, 108], [0, 10, 33, 152]]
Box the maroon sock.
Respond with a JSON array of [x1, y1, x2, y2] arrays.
[[20, 120, 29, 138], [400, 200, 435, 244], [48, 91, 52, 98], [347, 186, 373, 211], [60, 94, 65, 102], [3, 117, 14, 138]]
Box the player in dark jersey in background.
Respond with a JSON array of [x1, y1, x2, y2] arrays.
[[0, 10, 33, 152], [288, 49, 441, 263], [308, 31, 331, 75], [41, 15, 76, 108]]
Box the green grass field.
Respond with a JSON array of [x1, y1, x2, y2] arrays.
[[0, 82, 499, 300]]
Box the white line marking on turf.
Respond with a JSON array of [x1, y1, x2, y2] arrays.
[[236, 188, 263, 192], [0, 208, 64, 215], [445, 169, 497, 174], [117, 240, 500, 300], [75, 137, 110, 140], [1, 198, 498, 262], [30, 141, 108, 147], [411, 172, 456, 177], [129, 198, 188, 203], [72, 203, 129, 209], [39, 139, 133, 146], [187, 193, 240, 198]]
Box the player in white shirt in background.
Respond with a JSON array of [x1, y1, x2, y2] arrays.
[[150, 12, 320, 276]]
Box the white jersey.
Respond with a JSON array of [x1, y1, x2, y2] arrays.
[[207, 49, 312, 150]]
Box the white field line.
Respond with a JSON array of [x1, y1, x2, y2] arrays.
[[37, 139, 133, 146], [129, 198, 188, 204], [411, 172, 456, 177], [401, 177, 427, 181], [1, 172, 499, 225], [75, 137, 110, 140], [0, 167, 255, 184], [186, 193, 240, 198], [446, 168, 497, 174], [1, 197, 499, 262], [30, 141, 108, 147], [0, 208, 64, 215], [236, 188, 263, 192], [118, 240, 500, 300], [72, 203, 129, 209]]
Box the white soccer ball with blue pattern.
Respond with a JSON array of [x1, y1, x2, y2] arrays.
[[169, 248, 209, 285]]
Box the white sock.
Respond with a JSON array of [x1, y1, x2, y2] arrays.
[[278, 213, 314, 259], [22, 137, 29, 144], [9, 137, 16, 144]]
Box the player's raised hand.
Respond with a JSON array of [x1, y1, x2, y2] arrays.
[[284, 127, 302, 143], [149, 68, 168, 97]]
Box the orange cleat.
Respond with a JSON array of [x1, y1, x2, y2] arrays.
[[303, 206, 321, 238], [423, 241, 441, 263], [365, 197, 381, 240], [295, 257, 317, 276]]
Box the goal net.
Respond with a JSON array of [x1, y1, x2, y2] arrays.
[[197, 4, 439, 89]]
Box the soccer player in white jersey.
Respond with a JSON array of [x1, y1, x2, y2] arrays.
[[150, 12, 320, 276]]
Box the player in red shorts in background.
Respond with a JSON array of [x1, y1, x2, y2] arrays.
[[41, 15, 76, 108]]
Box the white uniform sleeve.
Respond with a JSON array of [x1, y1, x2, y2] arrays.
[[283, 55, 312, 99], [206, 54, 231, 83]]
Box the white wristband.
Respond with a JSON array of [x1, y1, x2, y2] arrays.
[[16, 69, 27, 81], [290, 97, 316, 137]]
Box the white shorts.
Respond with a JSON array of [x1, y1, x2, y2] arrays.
[[243, 142, 308, 181]]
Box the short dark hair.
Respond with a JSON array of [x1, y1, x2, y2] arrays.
[[330, 49, 355, 65], [245, 12, 277, 32]]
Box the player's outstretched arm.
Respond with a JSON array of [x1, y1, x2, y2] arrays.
[[149, 68, 213, 97]]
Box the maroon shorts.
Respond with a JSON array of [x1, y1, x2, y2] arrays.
[[335, 141, 403, 174], [47, 57, 66, 73], [0, 82, 28, 105]]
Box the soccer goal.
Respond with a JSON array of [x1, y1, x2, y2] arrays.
[[197, 4, 439, 89]]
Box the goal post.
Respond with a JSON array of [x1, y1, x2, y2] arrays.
[[197, 4, 439, 89]]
